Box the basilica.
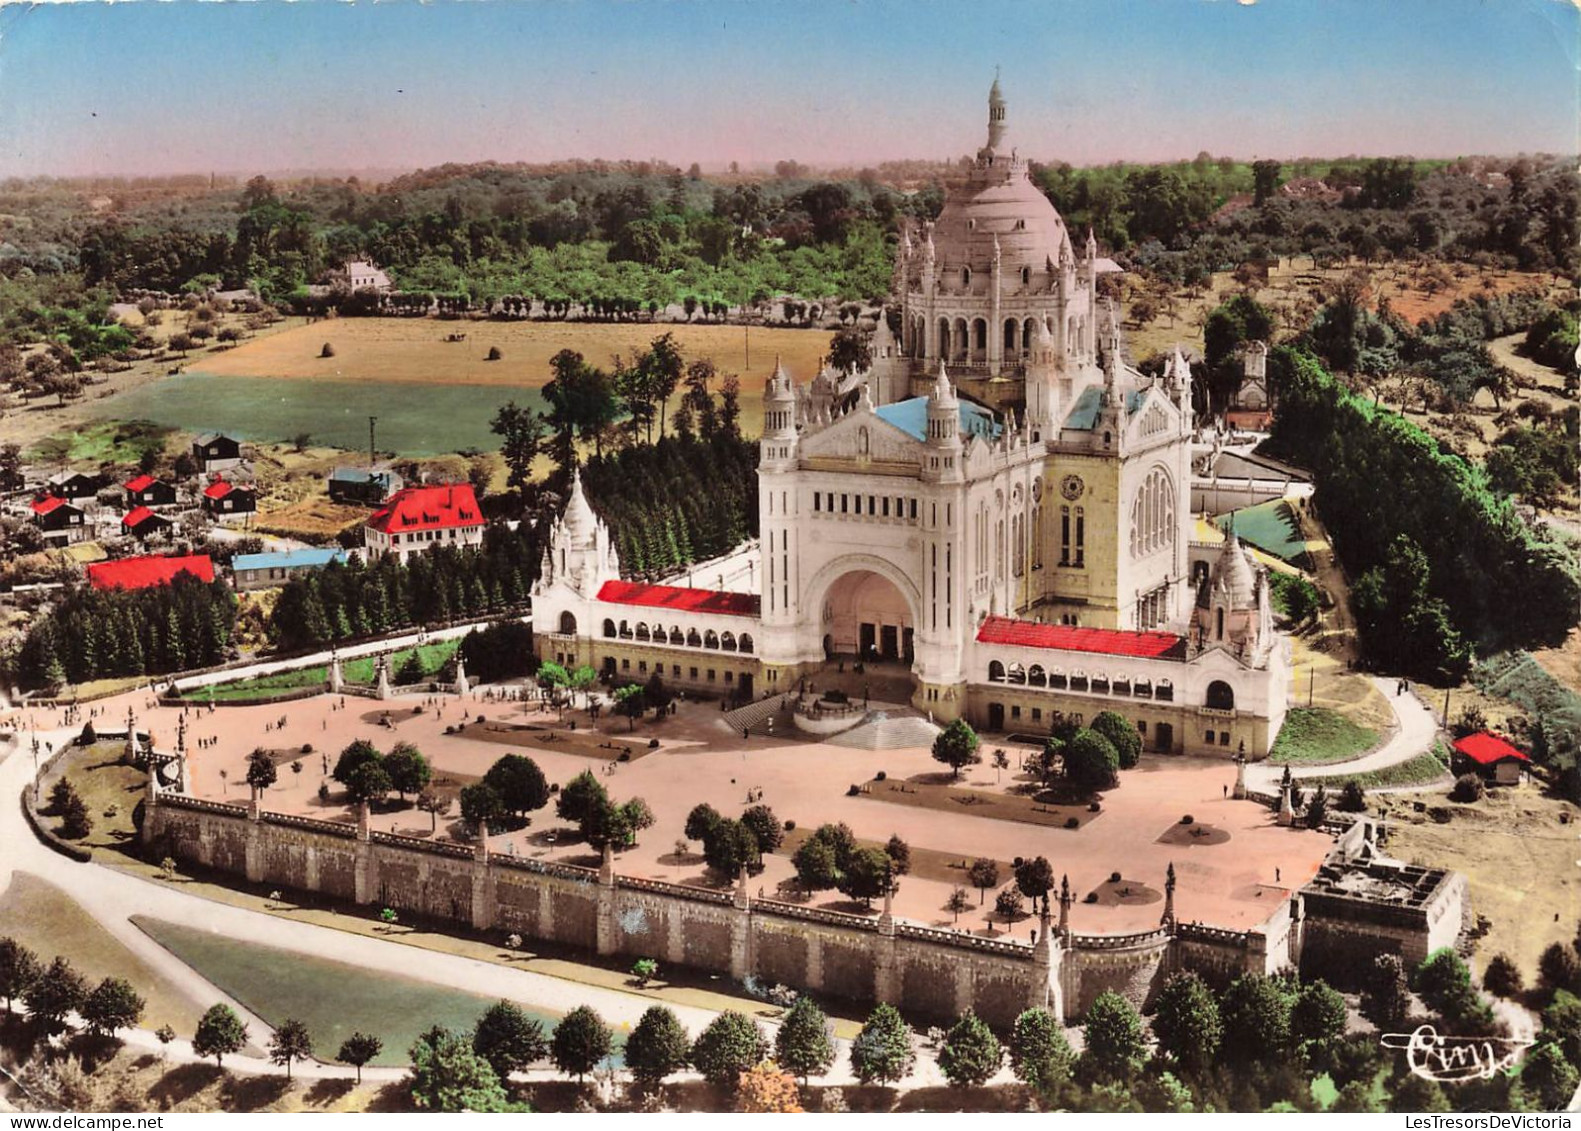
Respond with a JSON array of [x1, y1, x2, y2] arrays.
[[535, 81, 1290, 757]]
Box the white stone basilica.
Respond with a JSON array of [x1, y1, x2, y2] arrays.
[[535, 81, 1289, 757]]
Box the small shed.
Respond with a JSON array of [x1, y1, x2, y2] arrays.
[[1451, 731, 1530, 785], [192, 432, 243, 474]]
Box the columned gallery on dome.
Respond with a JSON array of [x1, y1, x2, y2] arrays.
[[534, 81, 1290, 758]]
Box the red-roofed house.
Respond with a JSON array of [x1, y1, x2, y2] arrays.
[[364, 483, 484, 563], [1452, 732, 1530, 785], [202, 479, 256, 523], [30, 495, 88, 546], [121, 506, 174, 542], [123, 474, 178, 509], [88, 553, 214, 591]]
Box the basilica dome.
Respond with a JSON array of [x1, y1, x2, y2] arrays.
[[931, 171, 1075, 277]]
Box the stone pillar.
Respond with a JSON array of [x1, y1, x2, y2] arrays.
[[596, 842, 618, 957], [874, 884, 899, 1005], [989, 236, 1003, 373], [471, 836, 494, 931], [327, 654, 343, 695], [375, 655, 393, 701], [453, 656, 469, 698], [353, 800, 376, 905], [539, 883, 556, 941], [730, 864, 752, 981], [1277, 781, 1294, 827], [141, 760, 161, 846], [805, 932, 825, 991], [666, 903, 687, 966], [304, 844, 320, 891], [1033, 897, 1056, 1013], [1233, 756, 1248, 800], [953, 960, 974, 1017], [243, 792, 264, 883], [1058, 874, 1072, 944], [1161, 863, 1177, 929]]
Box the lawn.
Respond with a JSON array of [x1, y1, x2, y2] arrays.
[[0, 872, 205, 1032], [1295, 751, 1448, 791], [42, 741, 147, 860], [200, 640, 460, 702], [1267, 707, 1380, 765], [1217, 499, 1312, 568], [135, 917, 561, 1067], [25, 419, 174, 466]]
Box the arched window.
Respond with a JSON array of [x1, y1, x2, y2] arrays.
[[559, 611, 578, 635], [954, 318, 969, 361], [1008, 663, 1026, 685], [686, 628, 702, 647], [1156, 679, 1175, 702], [618, 619, 632, 638], [1134, 679, 1152, 699], [635, 624, 650, 641], [1129, 467, 1177, 559], [1021, 266, 1031, 286], [938, 317, 951, 359], [988, 660, 1006, 683], [1028, 664, 1046, 687], [1206, 680, 1236, 711], [1004, 318, 1019, 353], [1049, 669, 1068, 690], [1216, 607, 1225, 640], [704, 630, 719, 649], [670, 627, 684, 645], [1091, 674, 1110, 695], [720, 631, 737, 652], [972, 318, 988, 359], [962, 266, 972, 287], [1070, 671, 1089, 693], [738, 633, 754, 654], [602, 619, 617, 638]]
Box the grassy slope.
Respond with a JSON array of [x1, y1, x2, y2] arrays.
[[1268, 707, 1380, 765]]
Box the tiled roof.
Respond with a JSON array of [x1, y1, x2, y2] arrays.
[[124, 474, 158, 492], [596, 580, 761, 618], [976, 615, 1187, 660], [121, 506, 165, 529], [367, 484, 482, 534], [88, 554, 214, 591], [204, 479, 251, 500], [1452, 732, 1529, 766], [30, 496, 68, 516]]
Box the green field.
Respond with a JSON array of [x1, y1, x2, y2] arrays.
[[27, 419, 174, 465], [1268, 707, 1380, 765], [135, 917, 556, 1067], [1218, 500, 1311, 568], [1296, 751, 1449, 791], [201, 640, 459, 702]]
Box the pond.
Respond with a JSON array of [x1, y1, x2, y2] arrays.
[[88, 372, 548, 456]]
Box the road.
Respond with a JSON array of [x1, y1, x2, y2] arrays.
[[1247, 676, 1442, 793]]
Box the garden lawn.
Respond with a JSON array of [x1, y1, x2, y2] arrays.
[[44, 742, 147, 859], [1218, 499, 1312, 568], [1268, 707, 1380, 765], [0, 872, 205, 1032], [201, 639, 460, 702], [134, 917, 559, 1067]]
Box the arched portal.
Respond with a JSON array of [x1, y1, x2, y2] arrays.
[[821, 568, 915, 665]]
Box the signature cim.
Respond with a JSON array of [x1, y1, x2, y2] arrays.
[[1380, 1024, 1536, 1082]]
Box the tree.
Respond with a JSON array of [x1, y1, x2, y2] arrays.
[[245, 748, 278, 794], [702, 817, 761, 877], [490, 400, 546, 493], [1290, 980, 1348, 1067], [938, 1011, 1003, 1088], [558, 770, 610, 826], [995, 887, 1025, 923], [1483, 953, 1524, 998], [684, 802, 721, 845], [26, 956, 87, 1032], [1540, 942, 1581, 997], [1010, 1007, 1073, 1098], [775, 996, 835, 1085], [741, 805, 784, 855], [946, 887, 971, 923], [60, 792, 92, 840], [827, 327, 872, 375], [417, 788, 452, 832], [992, 748, 1011, 782], [1091, 711, 1142, 770], [1252, 159, 1283, 207], [472, 1000, 547, 1080], [1150, 972, 1222, 1078], [81, 977, 144, 1039], [1416, 947, 1474, 1009], [624, 1004, 691, 1088], [838, 846, 894, 908], [338, 1031, 383, 1083], [968, 858, 1000, 905], [0, 938, 40, 1013], [551, 1005, 612, 1082], [482, 753, 550, 817], [614, 683, 646, 730], [1014, 856, 1056, 904], [1389, 1072, 1451, 1114], [1219, 974, 1293, 1065], [1080, 991, 1146, 1083], [269, 1018, 314, 1080], [192, 1003, 248, 1067], [344, 759, 392, 805], [691, 1010, 769, 1090], [408, 1027, 514, 1112], [1065, 728, 1121, 791], [384, 742, 432, 801], [849, 1002, 915, 1086], [1522, 1042, 1579, 1111], [1363, 953, 1410, 1028], [155, 1024, 177, 1061], [931, 718, 981, 779], [735, 1061, 803, 1112], [458, 782, 504, 833], [1305, 781, 1331, 829], [333, 739, 382, 787]]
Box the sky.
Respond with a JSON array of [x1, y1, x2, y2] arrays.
[[0, 0, 1575, 178]]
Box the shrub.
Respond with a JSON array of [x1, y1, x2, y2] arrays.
[[1451, 773, 1485, 802], [875, 770, 886, 781], [1065, 817, 1079, 829], [1180, 814, 1194, 825], [1340, 780, 1367, 812], [847, 784, 861, 796], [1482, 953, 1523, 998], [319, 342, 335, 358]]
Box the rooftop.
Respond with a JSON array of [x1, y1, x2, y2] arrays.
[[233, 548, 350, 572], [123, 473, 161, 492], [30, 496, 70, 516], [88, 553, 215, 591], [976, 614, 1188, 660], [1453, 731, 1530, 766], [203, 479, 251, 500], [121, 505, 167, 529], [597, 579, 761, 618], [873, 395, 1001, 444], [367, 483, 482, 534]]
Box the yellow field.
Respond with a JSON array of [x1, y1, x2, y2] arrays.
[[197, 317, 835, 394]]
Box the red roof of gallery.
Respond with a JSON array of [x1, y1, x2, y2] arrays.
[[976, 615, 1187, 660], [367, 484, 482, 533], [597, 580, 761, 618], [1452, 732, 1529, 765], [88, 554, 214, 591], [124, 474, 158, 492], [30, 496, 68, 516]]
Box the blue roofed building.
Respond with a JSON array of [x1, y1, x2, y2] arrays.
[[328, 467, 404, 506], [232, 547, 352, 592]]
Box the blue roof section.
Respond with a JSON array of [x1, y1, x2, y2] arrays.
[[233, 548, 349, 572], [330, 468, 396, 484], [873, 396, 1002, 443], [1063, 386, 1102, 431]]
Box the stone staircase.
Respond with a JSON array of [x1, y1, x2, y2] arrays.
[[826, 709, 943, 751], [721, 696, 792, 735]]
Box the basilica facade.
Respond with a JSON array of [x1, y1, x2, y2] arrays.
[[534, 82, 1289, 757]]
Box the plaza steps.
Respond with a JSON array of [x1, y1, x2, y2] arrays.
[[825, 709, 942, 751], [721, 696, 791, 735]]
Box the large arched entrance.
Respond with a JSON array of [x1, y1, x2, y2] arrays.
[[823, 569, 915, 665]]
